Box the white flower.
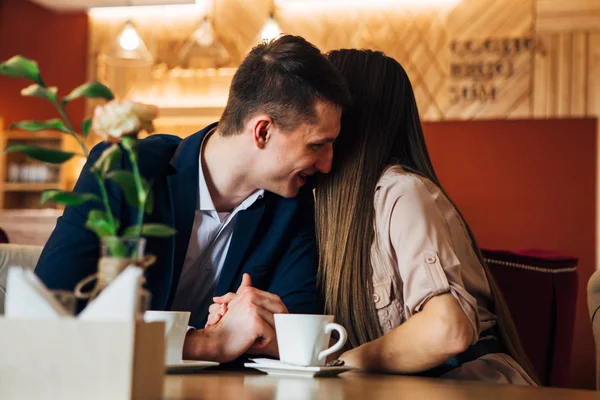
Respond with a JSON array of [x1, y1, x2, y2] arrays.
[[92, 99, 158, 142]]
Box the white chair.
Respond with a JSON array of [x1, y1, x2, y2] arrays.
[[588, 269, 600, 390], [0, 243, 44, 314]]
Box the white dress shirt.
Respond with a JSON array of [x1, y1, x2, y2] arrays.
[[170, 136, 264, 327]]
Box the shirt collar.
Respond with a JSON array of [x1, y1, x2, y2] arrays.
[[198, 129, 264, 213]]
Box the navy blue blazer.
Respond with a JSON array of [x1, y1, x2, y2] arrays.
[[35, 123, 320, 326]]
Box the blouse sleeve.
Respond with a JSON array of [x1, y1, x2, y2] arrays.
[[385, 175, 479, 343]]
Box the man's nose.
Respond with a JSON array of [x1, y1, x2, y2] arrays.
[[315, 146, 333, 174]]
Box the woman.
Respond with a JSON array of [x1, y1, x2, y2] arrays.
[[316, 49, 538, 384]]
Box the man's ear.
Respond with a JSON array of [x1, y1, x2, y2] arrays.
[[251, 116, 273, 149]]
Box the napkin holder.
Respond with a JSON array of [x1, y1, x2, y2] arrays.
[[0, 266, 165, 400]]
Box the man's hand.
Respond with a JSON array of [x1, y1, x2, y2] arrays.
[[197, 273, 288, 358], [205, 273, 252, 327], [206, 273, 289, 328], [184, 282, 279, 363]]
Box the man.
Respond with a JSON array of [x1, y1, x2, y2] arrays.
[[35, 35, 351, 363]]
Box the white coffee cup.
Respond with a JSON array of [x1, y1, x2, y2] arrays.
[[144, 311, 191, 365], [274, 314, 347, 366]]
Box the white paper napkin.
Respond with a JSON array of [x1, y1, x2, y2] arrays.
[[5, 265, 143, 322], [5, 267, 71, 318], [79, 266, 143, 322]]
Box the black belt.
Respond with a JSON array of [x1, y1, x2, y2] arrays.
[[417, 327, 505, 378]]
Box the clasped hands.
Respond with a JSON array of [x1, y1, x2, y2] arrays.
[[184, 273, 287, 363]]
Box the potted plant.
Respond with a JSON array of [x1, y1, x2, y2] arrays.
[[0, 55, 176, 302]]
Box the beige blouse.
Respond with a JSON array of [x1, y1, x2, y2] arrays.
[[370, 165, 536, 385]]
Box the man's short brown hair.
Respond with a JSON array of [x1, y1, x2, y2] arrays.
[[218, 35, 351, 136]]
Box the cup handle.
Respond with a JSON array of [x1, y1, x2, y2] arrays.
[[318, 323, 347, 361]]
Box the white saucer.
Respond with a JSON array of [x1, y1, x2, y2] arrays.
[[244, 358, 356, 378], [166, 360, 220, 373]]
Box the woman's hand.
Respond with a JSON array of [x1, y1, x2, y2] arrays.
[[205, 302, 228, 328], [204, 273, 253, 328], [339, 348, 362, 369], [204, 273, 288, 357]]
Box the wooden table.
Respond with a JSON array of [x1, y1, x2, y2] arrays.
[[164, 371, 600, 400]]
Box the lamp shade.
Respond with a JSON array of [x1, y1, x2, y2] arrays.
[[108, 20, 153, 63], [178, 17, 231, 68]]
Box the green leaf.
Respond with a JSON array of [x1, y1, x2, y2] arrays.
[[123, 223, 176, 238], [3, 144, 75, 164], [62, 81, 114, 105], [82, 118, 92, 138], [144, 185, 154, 214], [9, 119, 69, 133], [107, 170, 146, 208], [85, 210, 118, 238], [141, 224, 177, 237], [0, 55, 44, 85], [121, 136, 137, 151], [92, 144, 122, 176], [21, 84, 57, 102], [41, 190, 100, 206]]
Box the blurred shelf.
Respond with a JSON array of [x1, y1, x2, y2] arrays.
[[3, 182, 62, 192], [1, 120, 72, 209]]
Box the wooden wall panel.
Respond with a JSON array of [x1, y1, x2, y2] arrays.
[[537, 0, 600, 33], [532, 32, 594, 119], [443, 0, 534, 119], [533, 34, 549, 118], [448, 0, 532, 38], [557, 34, 572, 116], [589, 33, 600, 117], [481, 53, 531, 118], [86, 0, 600, 125], [88, 0, 538, 124], [572, 33, 588, 117], [547, 35, 559, 116]]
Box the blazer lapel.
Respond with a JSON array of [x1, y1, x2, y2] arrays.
[[163, 124, 216, 309], [215, 198, 267, 295]]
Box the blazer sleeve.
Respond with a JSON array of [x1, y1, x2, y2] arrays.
[[35, 142, 126, 292], [266, 188, 320, 314]]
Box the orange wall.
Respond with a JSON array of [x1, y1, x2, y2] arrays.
[[423, 119, 597, 389], [0, 0, 88, 127]]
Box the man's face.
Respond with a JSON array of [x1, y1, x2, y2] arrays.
[[258, 101, 342, 198]]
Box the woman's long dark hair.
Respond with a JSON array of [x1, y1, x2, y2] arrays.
[[315, 49, 539, 383]]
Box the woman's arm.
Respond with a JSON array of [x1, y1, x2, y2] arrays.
[[339, 293, 474, 373], [341, 174, 481, 373]]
